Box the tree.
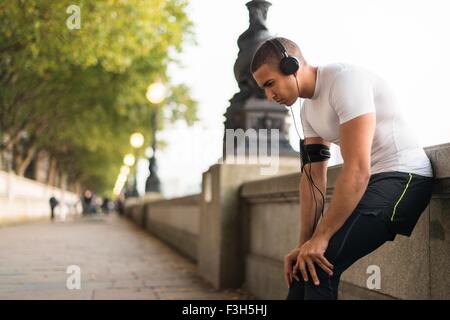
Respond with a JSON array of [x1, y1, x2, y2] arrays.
[[0, 0, 198, 195]]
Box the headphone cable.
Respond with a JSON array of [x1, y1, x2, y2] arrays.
[[292, 74, 326, 233]]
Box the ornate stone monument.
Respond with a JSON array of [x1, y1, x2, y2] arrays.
[[197, 0, 301, 291], [223, 0, 298, 161]]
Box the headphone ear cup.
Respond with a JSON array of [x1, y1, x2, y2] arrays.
[[280, 56, 300, 75]]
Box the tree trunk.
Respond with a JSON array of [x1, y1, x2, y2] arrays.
[[33, 149, 47, 183], [1, 142, 13, 171], [33, 149, 41, 181], [12, 143, 20, 173], [48, 156, 57, 186], [16, 145, 36, 176], [75, 180, 82, 195]]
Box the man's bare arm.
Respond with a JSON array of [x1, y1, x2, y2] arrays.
[[299, 137, 330, 246], [313, 113, 375, 241]]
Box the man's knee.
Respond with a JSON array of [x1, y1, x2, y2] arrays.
[[286, 277, 305, 300], [300, 264, 341, 300], [304, 276, 338, 300]]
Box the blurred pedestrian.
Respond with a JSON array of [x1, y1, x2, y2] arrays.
[[82, 190, 93, 215], [49, 196, 58, 221]]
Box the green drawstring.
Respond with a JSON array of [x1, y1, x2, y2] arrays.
[[391, 173, 413, 222]]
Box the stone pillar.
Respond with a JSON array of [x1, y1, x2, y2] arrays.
[[198, 162, 298, 289]]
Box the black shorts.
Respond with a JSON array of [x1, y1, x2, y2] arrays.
[[286, 170, 434, 300], [357, 171, 434, 237]]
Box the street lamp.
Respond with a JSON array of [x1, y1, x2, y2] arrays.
[[145, 81, 166, 194], [123, 153, 135, 167], [113, 172, 128, 196], [128, 132, 144, 197], [122, 153, 135, 197], [146, 82, 166, 104], [114, 166, 130, 196], [120, 165, 130, 176], [130, 132, 144, 149]]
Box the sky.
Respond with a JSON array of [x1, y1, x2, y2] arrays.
[[136, 0, 450, 197]]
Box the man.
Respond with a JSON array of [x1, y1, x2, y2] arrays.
[[250, 37, 434, 300], [49, 196, 58, 221]]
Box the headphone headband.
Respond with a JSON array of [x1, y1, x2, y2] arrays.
[[267, 38, 300, 75], [269, 38, 289, 59]]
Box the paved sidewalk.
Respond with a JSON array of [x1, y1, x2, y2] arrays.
[[0, 214, 255, 300]]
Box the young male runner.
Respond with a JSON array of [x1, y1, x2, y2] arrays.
[[251, 37, 434, 300]]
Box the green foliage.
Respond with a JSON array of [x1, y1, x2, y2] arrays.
[[0, 0, 197, 195]]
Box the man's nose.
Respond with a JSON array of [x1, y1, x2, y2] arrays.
[[265, 89, 275, 102]]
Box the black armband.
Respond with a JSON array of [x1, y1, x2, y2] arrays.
[[300, 139, 331, 172]]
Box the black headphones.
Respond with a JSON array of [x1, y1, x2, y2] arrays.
[[268, 38, 300, 75]]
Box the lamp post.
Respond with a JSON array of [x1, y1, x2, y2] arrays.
[[129, 132, 144, 197], [145, 81, 166, 193], [123, 153, 135, 198], [113, 165, 129, 197], [123, 153, 135, 167]]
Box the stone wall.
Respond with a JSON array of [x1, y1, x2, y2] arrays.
[[125, 194, 201, 261], [0, 170, 81, 225], [240, 143, 450, 299], [124, 142, 450, 300]]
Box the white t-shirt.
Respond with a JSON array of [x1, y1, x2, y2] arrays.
[[301, 63, 433, 177]]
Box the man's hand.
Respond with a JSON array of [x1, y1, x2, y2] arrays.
[[294, 236, 334, 286], [284, 247, 301, 288]]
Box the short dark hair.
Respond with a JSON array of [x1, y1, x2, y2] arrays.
[[250, 37, 303, 74]]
